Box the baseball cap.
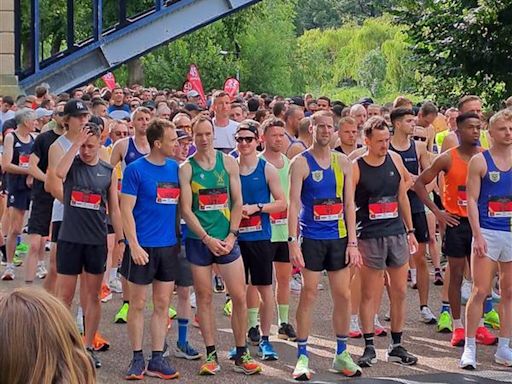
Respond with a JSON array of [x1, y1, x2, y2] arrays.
[[35, 108, 53, 119], [290, 96, 305, 107], [142, 100, 156, 110], [184, 103, 202, 112], [64, 99, 89, 117], [187, 90, 200, 98], [358, 97, 374, 106], [235, 120, 259, 137], [176, 129, 192, 141]]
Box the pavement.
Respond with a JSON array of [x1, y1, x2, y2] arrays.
[[0, 251, 510, 384]]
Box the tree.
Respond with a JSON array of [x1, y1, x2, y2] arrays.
[[358, 49, 387, 97], [396, 0, 512, 108]]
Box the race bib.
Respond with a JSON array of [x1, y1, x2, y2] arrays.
[[19, 154, 30, 168], [313, 198, 343, 221], [70, 188, 101, 210], [156, 182, 180, 204], [369, 196, 398, 220], [457, 186, 467, 207], [239, 214, 262, 233], [488, 196, 512, 218], [117, 179, 122, 192], [270, 209, 288, 225], [198, 188, 228, 211]]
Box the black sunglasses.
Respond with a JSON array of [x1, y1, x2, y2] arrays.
[[235, 136, 256, 144], [412, 135, 427, 142]]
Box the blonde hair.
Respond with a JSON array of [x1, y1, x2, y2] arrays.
[[0, 288, 96, 384], [489, 109, 512, 130]]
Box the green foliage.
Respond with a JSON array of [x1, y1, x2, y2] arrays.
[[395, 0, 512, 108], [358, 49, 387, 97]]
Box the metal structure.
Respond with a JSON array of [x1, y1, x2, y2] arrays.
[[15, 0, 261, 94]]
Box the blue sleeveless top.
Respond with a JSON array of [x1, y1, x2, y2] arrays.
[[478, 151, 512, 232], [239, 158, 271, 241], [299, 151, 347, 240], [124, 137, 146, 167]]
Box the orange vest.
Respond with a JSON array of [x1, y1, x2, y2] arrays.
[[442, 148, 477, 217]]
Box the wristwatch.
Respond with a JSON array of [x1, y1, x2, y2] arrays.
[[257, 203, 264, 212], [407, 228, 416, 235], [117, 238, 127, 245], [287, 236, 297, 243], [229, 229, 240, 238]]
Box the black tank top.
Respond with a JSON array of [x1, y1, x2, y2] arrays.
[[355, 154, 405, 239], [6, 132, 34, 191], [59, 157, 113, 245], [389, 140, 424, 213]]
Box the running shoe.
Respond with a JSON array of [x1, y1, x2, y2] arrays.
[[125, 356, 146, 380], [16, 242, 29, 254], [109, 276, 123, 293], [247, 325, 261, 345], [460, 347, 476, 370], [278, 323, 297, 341], [330, 350, 362, 377], [100, 284, 112, 303], [213, 275, 225, 293], [476, 326, 497, 345], [163, 341, 169, 358], [451, 328, 465, 347], [199, 352, 220, 375], [76, 310, 84, 335], [1, 265, 15, 280], [492, 287, 501, 303], [44, 240, 51, 252], [146, 355, 179, 380], [495, 347, 512, 367], [461, 279, 472, 305], [484, 309, 500, 330], [13, 254, 23, 267], [190, 291, 196, 308], [36, 262, 48, 279], [437, 310, 453, 333], [234, 351, 261, 375], [420, 306, 437, 324], [0, 254, 6, 266], [92, 332, 110, 352], [114, 303, 129, 324], [168, 306, 177, 320], [87, 347, 102, 368], [386, 345, 418, 365], [290, 273, 302, 293], [174, 342, 201, 360], [384, 311, 391, 321], [358, 346, 377, 368], [434, 271, 444, 286], [407, 269, 411, 282], [375, 316, 387, 337], [349, 316, 362, 338], [292, 354, 311, 381], [258, 340, 278, 361], [227, 347, 236, 360], [223, 298, 232, 317]]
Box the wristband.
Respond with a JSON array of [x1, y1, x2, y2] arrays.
[[117, 238, 127, 245], [407, 228, 415, 235], [347, 241, 358, 247], [201, 233, 209, 243]]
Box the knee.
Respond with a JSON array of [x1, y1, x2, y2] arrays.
[[229, 288, 246, 305], [500, 286, 512, 302], [177, 287, 189, 302], [301, 285, 318, 304], [196, 289, 213, 306], [471, 284, 489, 302], [130, 296, 146, 311], [391, 286, 407, 302]]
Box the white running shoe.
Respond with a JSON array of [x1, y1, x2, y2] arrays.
[[460, 347, 476, 370], [420, 306, 437, 324], [109, 276, 123, 293], [76, 307, 84, 334], [349, 316, 362, 338], [44, 241, 51, 252], [36, 262, 48, 279], [1, 265, 15, 280], [290, 274, 302, 293], [461, 279, 472, 305], [495, 347, 512, 367]]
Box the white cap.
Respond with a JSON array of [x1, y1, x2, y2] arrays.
[[35, 108, 53, 119]]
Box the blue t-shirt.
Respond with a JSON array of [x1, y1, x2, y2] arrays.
[[122, 157, 180, 247]]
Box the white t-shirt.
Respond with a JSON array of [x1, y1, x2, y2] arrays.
[[0, 110, 15, 130], [213, 118, 238, 152]]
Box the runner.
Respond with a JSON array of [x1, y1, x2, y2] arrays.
[[460, 109, 512, 369], [282, 105, 305, 155], [288, 110, 362, 380], [179, 115, 261, 375], [286, 117, 311, 159], [1, 108, 36, 280], [121, 118, 181, 380], [211, 91, 238, 153], [54, 121, 124, 368], [389, 107, 437, 324], [354, 116, 419, 367], [335, 117, 359, 156]]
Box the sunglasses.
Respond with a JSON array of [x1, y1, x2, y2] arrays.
[[176, 125, 191, 130], [114, 131, 128, 137], [235, 136, 257, 144], [130, 104, 140, 108], [412, 135, 427, 142], [56, 112, 65, 117]]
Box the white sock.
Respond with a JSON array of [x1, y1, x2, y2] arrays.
[[410, 269, 417, 283], [479, 318, 484, 327], [498, 337, 510, 350], [110, 267, 118, 280], [351, 314, 359, 322], [465, 337, 476, 348], [453, 318, 463, 329]]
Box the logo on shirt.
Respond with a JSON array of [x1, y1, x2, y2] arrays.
[[312, 170, 323, 182], [489, 171, 500, 183], [389, 171, 395, 176]]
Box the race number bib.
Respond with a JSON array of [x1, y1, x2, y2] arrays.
[[488, 196, 512, 218], [156, 182, 180, 204], [70, 188, 101, 210], [313, 198, 343, 221], [198, 188, 228, 211], [369, 196, 398, 220], [19, 154, 30, 168], [239, 214, 262, 233], [457, 186, 467, 207], [270, 210, 288, 225]]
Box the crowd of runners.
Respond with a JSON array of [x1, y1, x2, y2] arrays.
[[0, 84, 511, 381]]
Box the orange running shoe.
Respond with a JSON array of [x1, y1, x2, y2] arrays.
[[476, 326, 497, 345], [234, 351, 262, 375], [199, 352, 221, 375], [100, 283, 112, 303], [451, 328, 465, 347], [93, 332, 110, 351]]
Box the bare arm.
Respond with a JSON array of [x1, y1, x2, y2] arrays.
[[224, 155, 243, 241], [260, 163, 286, 213], [467, 154, 486, 257], [441, 132, 458, 153], [390, 152, 414, 231], [28, 153, 46, 182], [108, 172, 123, 241], [45, 142, 64, 201], [287, 155, 308, 268], [110, 138, 127, 167]]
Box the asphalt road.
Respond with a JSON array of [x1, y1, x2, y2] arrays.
[[0, 253, 509, 384]]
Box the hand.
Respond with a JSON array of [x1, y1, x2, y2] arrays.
[[472, 234, 487, 258], [223, 233, 236, 253], [346, 246, 362, 268], [205, 236, 230, 257], [407, 233, 419, 255], [131, 244, 149, 265], [289, 241, 304, 269], [436, 211, 460, 227], [73, 126, 93, 147], [26, 175, 33, 188], [241, 204, 258, 219], [113, 242, 125, 263]]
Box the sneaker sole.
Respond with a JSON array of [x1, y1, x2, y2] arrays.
[[292, 372, 311, 381], [437, 326, 453, 334], [114, 318, 127, 324], [328, 368, 362, 377], [358, 358, 377, 368], [258, 353, 278, 361], [145, 370, 179, 379], [495, 356, 512, 367], [451, 340, 465, 347], [484, 322, 500, 330], [423, 318, 437, 325], [386, 355, 417, 365], [460, 362, 476, 370], [174, 350, 201, 360], [233, 366, 262, 375], [125, 373, 145, 380]]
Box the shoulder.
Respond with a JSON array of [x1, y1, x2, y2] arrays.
[[99, 159, 113, 171]]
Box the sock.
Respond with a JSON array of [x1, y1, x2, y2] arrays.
[[410, 269, 417, 283], [206, 345, 217, 359], [109, 267, 118, 280], [420, 305, 428, 311], [235, 346, 247, 360], [133, 350, 143, 359], [351, 314, 359, 322], [453, 318, 463, 329], [336, 335, 347, 354], [151, 350, 163, 360], [248, 307, 259, 329], [261, 335, 269, 342], [123, 300, 129, 305], [0, 244, 6, 258], [498, 337, 510, 350], [479, 318, 485, 327], [391, 331, 402, 347], [177, 318, 188, 346], [16, 236, 21, 246], [363, 333, 374, 347], [37, 260, 43, 267], [297, 338, 308, 357], [441, 301, 450, 313], [278, 304, 289, 325], [465, 337, 476, 348], [484, 296, 493, 314]]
